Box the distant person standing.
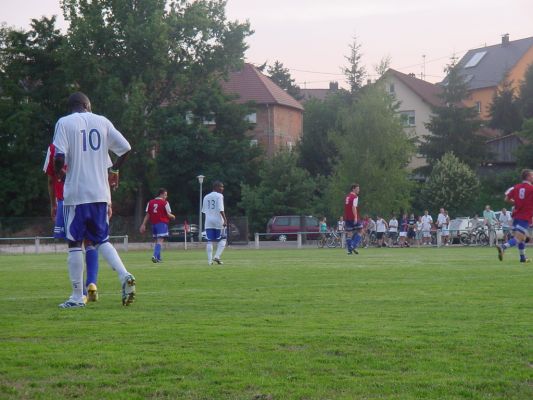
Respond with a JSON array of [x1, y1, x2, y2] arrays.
[[343, 184, 362, 254], [139, 188, 176, 263], [337, 216, 345, 233], [499, 208, 512, 241], [497, 169, 533, 263], [421, 210, 433, 245], [398, 213, 409, 247], [376, 215, 388, 247], [202, 181, 228, 265], [52, 92, 136, 308], [483, 205, 497, 246], [388, 215, 398, 246]]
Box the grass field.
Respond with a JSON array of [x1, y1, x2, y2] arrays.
[[0, 246, 532, 399]]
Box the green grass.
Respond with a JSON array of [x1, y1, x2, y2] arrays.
[[0, 246, 532, 399]]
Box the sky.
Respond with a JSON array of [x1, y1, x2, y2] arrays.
[[2, 0, 532, 88]]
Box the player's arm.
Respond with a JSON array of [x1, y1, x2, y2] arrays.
[[139, 212, 149, 234], [165, 202, 176, 220], [220, 210, 227, 227], [108, 151, 130, 191], [54, 153, 66, 181], [47, 176, 56, 219], [352, 198, 359, 222]]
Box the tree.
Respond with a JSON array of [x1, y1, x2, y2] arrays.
[[488, 78, 522, 134], [326, 83, 414, 218], [267, 60, 302, 100], [419, 61, 486, 170], [60, 0, 253, 223], [421, 152, 480, 216], [516, 118, 533, 169], [342, 35, 366, 95], [239, 151, 321, 235], [518, 63, 533, 119], [0, 17, 69, 216]]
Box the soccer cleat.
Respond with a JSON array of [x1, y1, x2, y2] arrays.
[[213, 257, 223, 265], [353, 249, 359, 255], [347, 250, 353, 255], [520, 258, 531, 263], [82, 295, 88, 305], [496, 245, 504, 261], [151, 256, 158, 263], [121, 274, 136, 306], [58, 299, 86, 309], [87, 283, 98, 302]]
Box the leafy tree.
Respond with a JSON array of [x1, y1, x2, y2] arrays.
[[419, 61, 486, 171], [420, 152, 479, 216], [342, 35, 366, 95], [239, 151, 320, 235], [516, 118, 533, 169], [518, 63, 533, 119], [0, 17, 69, 216], [60, 0, 253, 223], [266, 60, 302, 100], [488, 78, 522, 134], [326, 83, 414, 218]]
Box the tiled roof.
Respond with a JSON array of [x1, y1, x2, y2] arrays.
[[300, 88, 332, 102], [221, 63, 304, 111], [387, 69, 445, 107], [452, 36, 533, 90]]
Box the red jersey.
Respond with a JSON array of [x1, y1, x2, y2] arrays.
[[344, 192, 359, 221], [505, 182, 533, 221], [146, 197, 172, 224], [42, 144, 65, 200]]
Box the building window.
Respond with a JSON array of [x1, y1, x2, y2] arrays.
[[250, 139, 258, 147], [389, 83, 395, 94], [245, 112, 257, 124], [400, 111, 416, 127], [464, 51, 487, 68], [475, 101, 481, 114]]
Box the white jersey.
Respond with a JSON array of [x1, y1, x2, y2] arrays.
[[202, 191, 225, 229], [52, 112, 131, 206], [388, 218, 398, 232]]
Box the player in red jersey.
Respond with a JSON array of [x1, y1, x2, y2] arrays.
[[43, 144, 101, 302], [497, 169, 533, 263], [343, 183, 362, 254], [139, 188, 176, 263]]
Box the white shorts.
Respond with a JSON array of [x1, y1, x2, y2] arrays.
[[399, 232, 407, 237], [422, 231, 431, 238]]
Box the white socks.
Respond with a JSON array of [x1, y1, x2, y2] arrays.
[[67, 248, 84, 302], [215, 239, 226, 259], [206, 242, 213, 263], [98, 241, 128, 281]]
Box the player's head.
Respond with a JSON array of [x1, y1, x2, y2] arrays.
[[350, 183, 360, 194], [213, 180, 224, 193], [157, 188, 168, 199], [67, 92, 91, 113], [520, 169, 533, 182]]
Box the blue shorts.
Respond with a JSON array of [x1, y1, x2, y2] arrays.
[[64, 202, 109, 244], [345, 221, 362, 231], [205, 228, 227, 242], [54, 199, 66, 239], [512, 219, 530, 235], [152, 222, 169, 238]]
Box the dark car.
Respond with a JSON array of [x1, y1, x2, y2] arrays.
[[266, 215, 320, 240], [168, 223, 199, 242]]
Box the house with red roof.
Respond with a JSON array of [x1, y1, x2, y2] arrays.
[[221, 63, 304, 156], [381, 68, 445, 170]]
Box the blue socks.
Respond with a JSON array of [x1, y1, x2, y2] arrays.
[[503, 238, 517, 249], [154, 243, 161, 261], [352, 233, 362, 249]]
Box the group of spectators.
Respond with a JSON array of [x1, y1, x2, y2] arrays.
[[333, 205, 512, 248]]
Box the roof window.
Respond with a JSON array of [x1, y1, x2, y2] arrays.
[[464, 51, 487, 68]]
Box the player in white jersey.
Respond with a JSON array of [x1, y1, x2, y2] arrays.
[[202, 181, 227, 265], [52, 92, 136, 308]]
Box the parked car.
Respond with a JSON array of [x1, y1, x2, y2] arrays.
[[266, 215, 320, 241], [168, 223, 199, 242]]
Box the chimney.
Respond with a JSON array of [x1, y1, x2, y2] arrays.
[[329, 81, 338, 91], [408, 73, 416, 78], [502, 33, 510, 46]]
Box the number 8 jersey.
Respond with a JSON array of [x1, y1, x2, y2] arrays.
[[505, 181, 533, 221], [53, 112, 131, 206]]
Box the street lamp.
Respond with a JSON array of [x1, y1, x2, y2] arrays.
[[197, 174, 205, 241]]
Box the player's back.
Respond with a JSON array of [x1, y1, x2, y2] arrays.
[[147, 198, 169, 224], [507, 182, 533, 220], [203, 192, 224, 229]]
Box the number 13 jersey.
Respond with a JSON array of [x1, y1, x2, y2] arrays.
[[202, 191, 225, 229]]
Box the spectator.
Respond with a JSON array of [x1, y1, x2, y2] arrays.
[[440, 210, 451, 246], [499, 208, 512, 242], [408, 213, 417, 246], [337, 216, 345, 233], [483, 205, 497, 246], [388, 215, 399, 246], [399, 213, 409, 247], [421, 210, 433, 246], [375, 215, 388, 247], [365, 215, 376, 248]]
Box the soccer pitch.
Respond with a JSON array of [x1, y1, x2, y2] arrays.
[[1, 247, 532, 399]]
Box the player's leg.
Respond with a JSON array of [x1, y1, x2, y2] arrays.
[[87, 203, 136, 305], [214, 228, 227, 264], [498, 219, 527, 261], [84, 239, 99, 302], [205, 229, 215, 264], [59, 205, 86, 308]]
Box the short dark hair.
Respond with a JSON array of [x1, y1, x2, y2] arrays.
[[213, 180, 224, 189], [350, 183, 359, 191], [521, 169, 533, 181], [157, 188, 167, 196], [67, 92, 91, 112]]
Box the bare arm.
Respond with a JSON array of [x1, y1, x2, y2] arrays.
[[220, 211, 227, 227], [139, 213, 150, 234], [47, 175, 56, 220], [108, 150, 130, 190]]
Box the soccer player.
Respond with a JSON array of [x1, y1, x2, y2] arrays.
[[343, 183, 362, 254], [497, 169, 533, 263], [202, 181, 227, 265], [139, 188, 176, 263], [43, 143, 101, 302], [53, 92, 136, 308]]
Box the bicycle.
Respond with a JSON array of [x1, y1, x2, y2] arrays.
[[459, 227, 489, 246], [326, 231, 343, 248]]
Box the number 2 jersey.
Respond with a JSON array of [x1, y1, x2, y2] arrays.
[[505, 181, 533, 221], [202, 191, 225, 229], [146, 198, 172, 225], [52, 112, 131, 206]]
